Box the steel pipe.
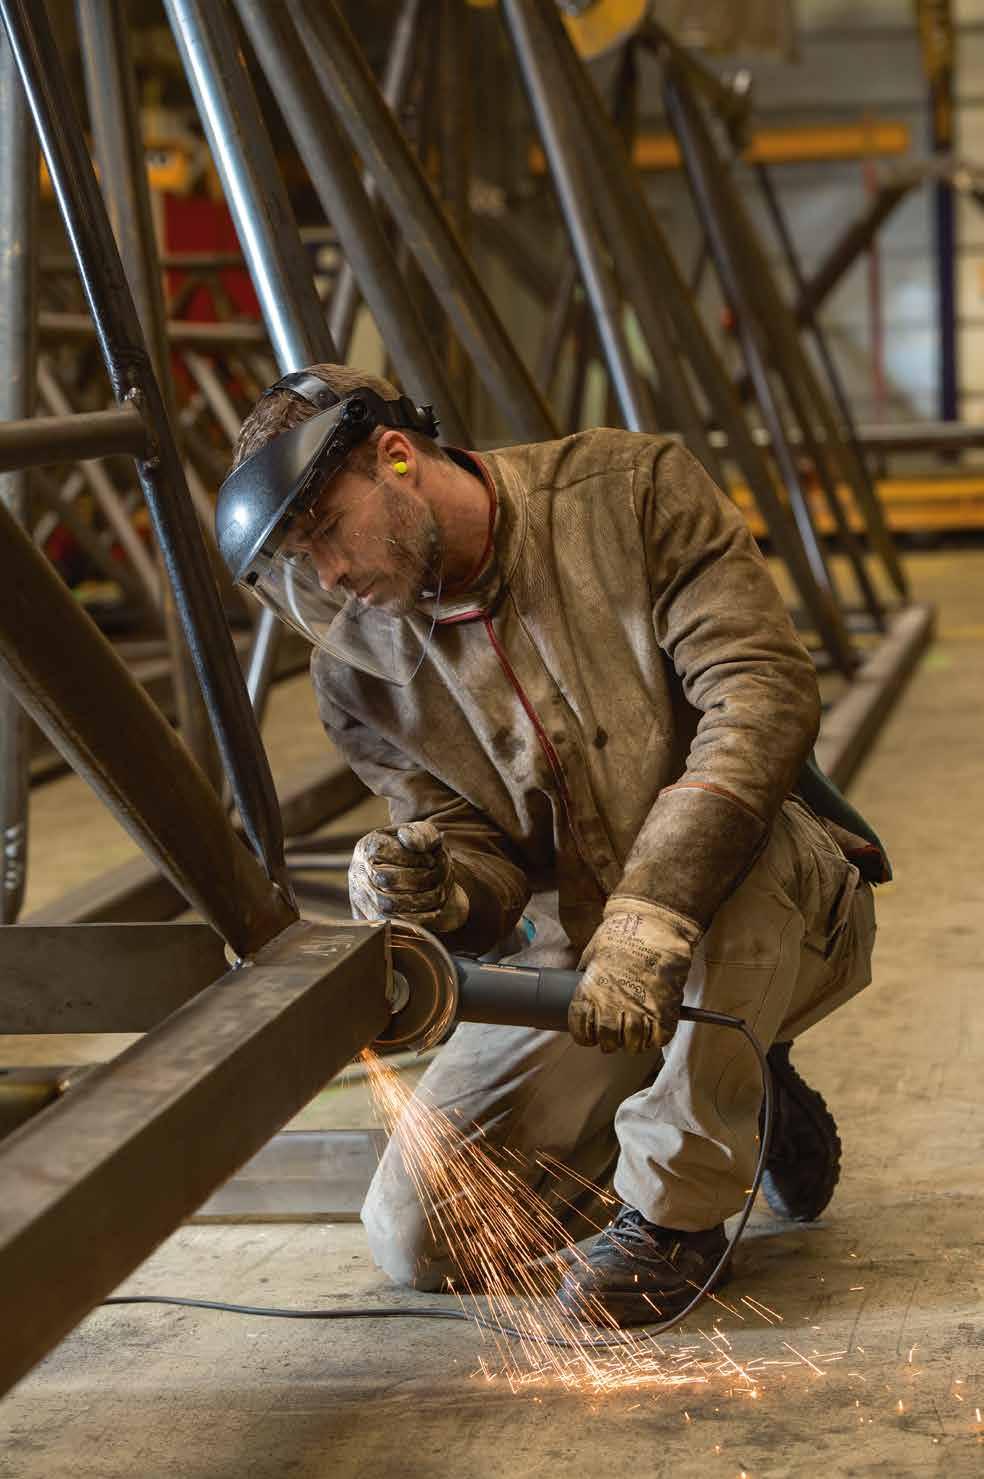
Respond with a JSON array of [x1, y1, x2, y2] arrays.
[[661, 66, 858, 674], [164, 0, 339, 728], [235, 0, 468, 443], [1, 0, 292, 895], [0, 30, 34, 922], [290, 0, 556, 442], [39, 311, 269, 349], [164, 0, 336, 370], [329, 0, 421, 355], [36, 361, 163, 615], [78, 0, 223, 778], [0, 404, 148, 470], [536, 6, 854, 671], [502, 0, 654, 432], [755, 163, 908, 599]]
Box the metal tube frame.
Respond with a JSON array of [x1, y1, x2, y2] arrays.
[[524, 3, 855, 673], [328, 0, 423, 355], [503, 0, 654, 432], [289, 0, 556, 442], [661, 64, 865, 665], [235, 0, 469, 443], [754, 162, 908, 601], [0, 0, 291, 895], [80, 0, 222, 778]]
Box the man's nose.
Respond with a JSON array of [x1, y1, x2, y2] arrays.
[[311, 543, 347, 592]]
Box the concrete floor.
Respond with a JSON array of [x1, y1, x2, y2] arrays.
[[1, 550, 982, 1477]]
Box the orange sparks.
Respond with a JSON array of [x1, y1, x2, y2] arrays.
[[360, 1048, 850, 1399]]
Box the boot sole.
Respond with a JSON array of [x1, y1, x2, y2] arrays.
[[762, 1052, 842, 1222]]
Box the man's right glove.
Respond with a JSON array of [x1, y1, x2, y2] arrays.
[[348, 820, 469, 933], [569, 898, 702, 1055]]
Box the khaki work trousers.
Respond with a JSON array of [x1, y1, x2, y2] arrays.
[[362, 800, 877, 1290]]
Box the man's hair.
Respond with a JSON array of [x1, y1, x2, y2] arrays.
[[231, 362, 446, 479]]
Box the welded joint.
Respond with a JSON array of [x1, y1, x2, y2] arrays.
[[123, 384, 160, 468]]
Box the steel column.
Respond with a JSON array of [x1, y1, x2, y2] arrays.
[[235, 0, 468, 443], [289, 0, 556, 442], [0, 920, 389, 1398], [0, 0, 293, 893], [0, 31, 34, 922], [0, 493, 295, 955]]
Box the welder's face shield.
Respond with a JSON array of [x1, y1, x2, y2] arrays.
[[218, 388, 443, 686], [248, 466, 444, 687]]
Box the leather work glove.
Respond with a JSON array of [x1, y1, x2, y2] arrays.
[[569, 899, 702, 1055], [349, 820, 470, 933]]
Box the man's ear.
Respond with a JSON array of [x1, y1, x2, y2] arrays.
[[376, 428, 416, 479]]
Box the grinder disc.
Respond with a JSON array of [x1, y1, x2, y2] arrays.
[[374, 919, 460, 1053]]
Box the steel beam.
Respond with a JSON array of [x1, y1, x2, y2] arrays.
[[815, 603, 936, 789], [0, 923, 229, 1033], [23, 756, 368, 927], [0, 919, 390, 1398], [290, 0, 556, 442], [0, 492, 295, 956]]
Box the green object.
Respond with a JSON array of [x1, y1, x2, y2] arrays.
[[794, 752, 892, 880]]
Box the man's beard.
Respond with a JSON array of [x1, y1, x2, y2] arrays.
[[375, 490, 443, 614]]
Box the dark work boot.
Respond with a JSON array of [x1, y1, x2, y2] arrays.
[[760, 1041, 842, 1222], [555, 1206, 728, 1328]]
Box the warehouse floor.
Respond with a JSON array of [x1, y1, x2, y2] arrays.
[[0, 550, 982, 1478]]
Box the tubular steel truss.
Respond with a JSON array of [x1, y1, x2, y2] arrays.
[[0, 0, 933, 1397]]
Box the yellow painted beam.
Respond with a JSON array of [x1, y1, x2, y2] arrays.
[[529, 120, 911, 175], [734, 473, 984, 537]]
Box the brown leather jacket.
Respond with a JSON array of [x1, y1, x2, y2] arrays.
[[313, 431, 821, 957]]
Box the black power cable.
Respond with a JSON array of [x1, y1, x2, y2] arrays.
[[104, 1014, 772, 1351]]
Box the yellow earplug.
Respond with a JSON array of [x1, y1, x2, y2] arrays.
[[393, 460, 409, 476]]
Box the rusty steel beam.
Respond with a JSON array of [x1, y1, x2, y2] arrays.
[[0, 920, 390, 1398]]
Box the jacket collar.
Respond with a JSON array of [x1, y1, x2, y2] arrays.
[[429, 446, 529, 622]]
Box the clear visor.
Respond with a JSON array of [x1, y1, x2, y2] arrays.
[[247, 474, 442, 686]]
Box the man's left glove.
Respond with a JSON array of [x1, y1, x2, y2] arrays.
[[569, 899, 702, 1054], [348, 820, 470, 933]]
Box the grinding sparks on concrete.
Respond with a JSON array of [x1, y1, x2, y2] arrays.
[[360, 1049, 850, 1398]]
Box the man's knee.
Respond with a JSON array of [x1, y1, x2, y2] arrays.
[[361, 1167, 451, 1292]]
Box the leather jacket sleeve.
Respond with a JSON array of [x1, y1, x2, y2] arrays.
[[612, 442, 822, 929], [318, 692, 531, 954]]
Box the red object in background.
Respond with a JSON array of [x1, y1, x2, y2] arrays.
[[162, 194, 260, 321]]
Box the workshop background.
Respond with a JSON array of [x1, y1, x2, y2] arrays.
[[0, 2, 980, 1477]]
